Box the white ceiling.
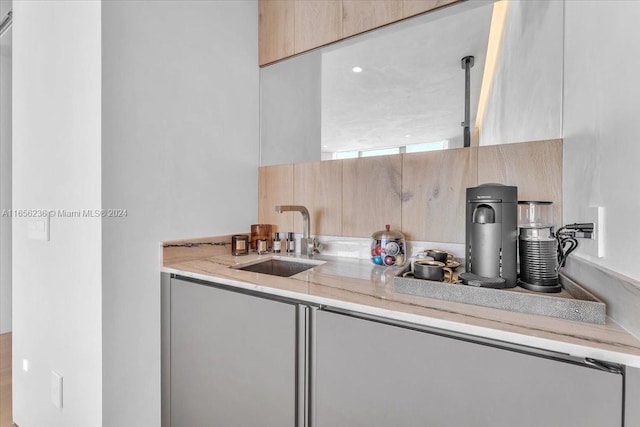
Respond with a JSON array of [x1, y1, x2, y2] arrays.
[[321, 2, 494, 153]]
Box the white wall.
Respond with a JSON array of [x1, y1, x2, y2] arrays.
[[479, 0, 563, 145], [101, 1, 258, 425], [563, 1, 640, 281], [0, 0, 11, 334], [12, 2, 102, 426]]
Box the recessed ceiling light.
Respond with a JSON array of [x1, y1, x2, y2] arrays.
[[352, 66, 363, 73]]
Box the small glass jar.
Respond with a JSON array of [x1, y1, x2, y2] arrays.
[[370, 225, 406, 267], [251, 224, 272, 250], [257, 239, 269, 255], [231, 234, 249, 256]]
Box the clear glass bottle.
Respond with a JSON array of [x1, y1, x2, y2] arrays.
[[286, 232, 296, 253], [273, 232, 283, 253]]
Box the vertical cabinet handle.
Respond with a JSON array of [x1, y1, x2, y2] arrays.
[[308, 307, 317, 427], [296, 305, 306, 427], [296, 305, 317, 427]]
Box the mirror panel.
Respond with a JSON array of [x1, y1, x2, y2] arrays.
[[321, 2, 492, 153], [260, 0, 563, 166]]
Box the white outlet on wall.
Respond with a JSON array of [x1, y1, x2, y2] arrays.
[[580, 206, 605, 258], [22, 359, 29, 372]]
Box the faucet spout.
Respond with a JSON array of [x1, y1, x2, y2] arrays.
[[274, 205, 312, 255]]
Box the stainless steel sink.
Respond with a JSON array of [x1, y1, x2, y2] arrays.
[[233, 257, 324, 277]]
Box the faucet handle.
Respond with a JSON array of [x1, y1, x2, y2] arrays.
[[311, 237, 323, 254], [299, 237, 321, 256]]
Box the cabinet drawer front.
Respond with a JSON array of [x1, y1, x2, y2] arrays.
[[171, 279, 298, 427], [315, 310, 623, 427]]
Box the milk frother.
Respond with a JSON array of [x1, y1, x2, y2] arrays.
[[518, 201, 561, 293]]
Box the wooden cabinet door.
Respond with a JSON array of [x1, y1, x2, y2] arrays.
[[402, 0, 458, 19], [171, 278, 298, 427], [259, 0, 295, 65], [259, 0, 461, 65], [342, 0, 403, 38], [294, 0, 342, 54], [314, 310, 623, 427]]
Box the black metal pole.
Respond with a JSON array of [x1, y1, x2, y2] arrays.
[[461, 56, 474, 148]]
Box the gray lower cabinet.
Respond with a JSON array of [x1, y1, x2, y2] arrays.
[[165, 276, 628, 427], [170, 278, 298, 427], [314, 310, 624, 427]]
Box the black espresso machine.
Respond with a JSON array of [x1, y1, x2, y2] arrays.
[[461, 183, 518, 288]]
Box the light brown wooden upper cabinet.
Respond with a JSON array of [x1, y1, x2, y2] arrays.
[[259, 0, 295, 66], [259, 0, 460, 66], [342, 0, 402, 38], [401, 0, 459, 19], [294, 0, 342, 54]]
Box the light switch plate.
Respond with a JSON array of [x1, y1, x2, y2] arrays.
[[28, 216, 50, 241], [51, 370, 63, 408]]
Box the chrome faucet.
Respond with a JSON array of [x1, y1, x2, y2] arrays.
[[275, 205, 314, 256]]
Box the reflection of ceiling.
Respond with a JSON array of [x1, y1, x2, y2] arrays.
[[321, 3, 493, 153]]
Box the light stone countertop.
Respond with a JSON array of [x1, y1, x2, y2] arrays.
[[161, 236, 640, 368]]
